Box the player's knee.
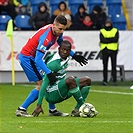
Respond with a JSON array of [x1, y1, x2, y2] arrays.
[[66, 76, 77, 88], [36, 85, 41, 90], [85, 76, 91, 86], [36, 80, 42, 90]]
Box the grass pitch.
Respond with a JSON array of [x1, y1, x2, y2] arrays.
[[0, 82, 133, 133]]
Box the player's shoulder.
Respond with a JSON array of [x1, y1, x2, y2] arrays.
[[29, 24, 53, 39], [41, 24, 52, 30], [35, 24, 52, 34]]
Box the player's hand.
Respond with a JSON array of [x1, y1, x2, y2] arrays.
[[32, 104, 44, 117], [47, 72, 57, 85], [73, 54, 88, 66]]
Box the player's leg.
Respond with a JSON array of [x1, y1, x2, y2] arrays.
[[16, 54, 42, 117], [66, 76, 84, 109], [78, 76, 91, 102], [17, 81, 41, 109], [44, 79, 69, 116], [45, 77, 86, 117], [16, 54, 57, 117], [71, 77, 91, 117], [44, 77, 83, 117]]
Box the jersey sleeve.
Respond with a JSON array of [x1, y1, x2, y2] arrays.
[[35, 29, 51, 74], [35, 48, 51, 74], [70, 50, 74, 56], [37, 75, 49, 105], [57, 34, 63, 46]]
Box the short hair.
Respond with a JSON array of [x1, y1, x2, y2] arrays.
[[60, 40, 72, 48], [54, 15, 67, 26]]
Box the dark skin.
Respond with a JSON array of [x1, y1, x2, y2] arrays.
[[32, 41, 91, 116], [58, 41, 71, 60]]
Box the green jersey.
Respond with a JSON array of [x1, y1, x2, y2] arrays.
[[38, 53, 90, 109], [38, 52, 72, 105], [46, 52, 71, 81]]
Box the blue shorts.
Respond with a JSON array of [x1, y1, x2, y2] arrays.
[[18, 53, 43, 82]]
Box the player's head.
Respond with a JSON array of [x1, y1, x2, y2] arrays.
[[58, 40, 72, 60], [52, 15, 67, 36]]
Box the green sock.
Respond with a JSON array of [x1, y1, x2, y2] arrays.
[[75, 86, 90, 109], [69, 87, 84, 109], [81, 86, 90, 102]]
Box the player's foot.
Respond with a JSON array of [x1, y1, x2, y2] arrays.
[[16, 107, 33, 117], [49, 110, 69, 117], [71, 108, 80, 117]]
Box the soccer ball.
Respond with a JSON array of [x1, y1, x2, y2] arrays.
[[79, 103, 98, 118]]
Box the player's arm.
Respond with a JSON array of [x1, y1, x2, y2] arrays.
[[38, 75, 49, 105], [35, 40, 56, 85], [32, 75, 49, 117], [33, 55, 59, 117], [57, 35, 88, 66]]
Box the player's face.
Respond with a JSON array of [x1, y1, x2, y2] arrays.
[[52, 22, 66, 36], [59, 44, 71, 60]]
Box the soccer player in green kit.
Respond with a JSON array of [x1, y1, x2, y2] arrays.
[[32, 40, 91, 117]]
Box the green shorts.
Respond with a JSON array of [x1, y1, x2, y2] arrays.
[[45, 78, 80, 104]]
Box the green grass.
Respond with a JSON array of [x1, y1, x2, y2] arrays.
[[0, 82, 133, 133]]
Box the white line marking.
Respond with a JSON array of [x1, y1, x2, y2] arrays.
[[94, 121, 132, 123], [1, 120, 132, 124], [34, 120, 132, 123], [91, 90, 133, 95], [19, 84, 36, 87], [19, 85, 133, 95]]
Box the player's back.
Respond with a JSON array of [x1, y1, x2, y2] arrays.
[[20, 24, 53, 57]]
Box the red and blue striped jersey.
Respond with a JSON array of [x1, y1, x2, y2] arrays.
[[21, 24, 63, 57]]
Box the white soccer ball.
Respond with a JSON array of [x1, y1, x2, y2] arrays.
[[79, 103, 98, 118]]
